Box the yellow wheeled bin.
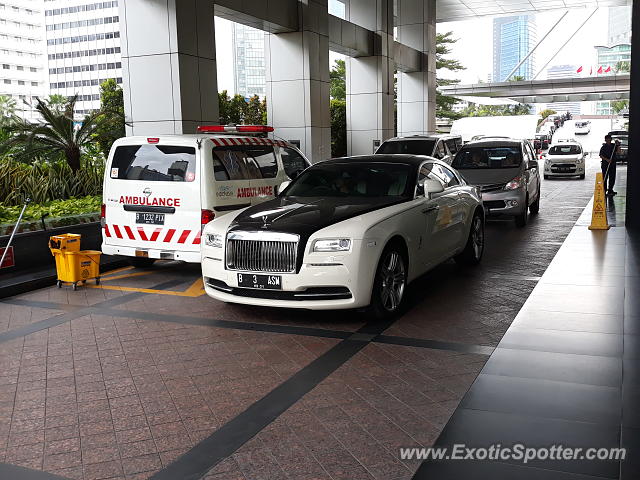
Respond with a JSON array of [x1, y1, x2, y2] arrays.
[[49, 234, 101, 290]]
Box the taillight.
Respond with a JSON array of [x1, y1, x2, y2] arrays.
[[201, 209, 215, 230], [100, 204, 106, 227]]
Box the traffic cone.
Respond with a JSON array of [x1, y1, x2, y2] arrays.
[[588, 172, 610, 230]]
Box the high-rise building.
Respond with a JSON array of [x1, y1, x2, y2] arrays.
[[232, 23, 265, 98], [492, 15, 537, 82], [44, 0, 122, 115], [0, 0, 46, 121], [545, 65, 581, 115], [595, 6, 632, 115], [608, 5, 631, 45]]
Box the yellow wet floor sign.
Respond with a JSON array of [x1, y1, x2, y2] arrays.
[[589, 172, 610, 230]]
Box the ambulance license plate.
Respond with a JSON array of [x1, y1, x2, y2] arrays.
[[136, 213, 165, 225], [237, 273, 282, 290]]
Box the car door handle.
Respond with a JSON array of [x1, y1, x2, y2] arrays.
[[422, 206, 439, 214]]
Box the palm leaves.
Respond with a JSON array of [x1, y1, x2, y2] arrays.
[[0, 95, 103, 172]]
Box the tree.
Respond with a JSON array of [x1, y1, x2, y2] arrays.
[[615, 61, 630, 73], [330, 99, 346, 157], [243, 95, 264, 124], [509, 75, 525, 82], [435, 32, 466, 120], [0, 95, 16, 124], [612, 100, 629, 114], [94, 79, 126, 158], [0, 95, 103, 172], [330, 59, 346, 101], [217, 90, 267, 125], [539, 109, 557, 121]]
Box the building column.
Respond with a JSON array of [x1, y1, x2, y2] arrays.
[[627, 0, 639, 230], [265, 0, 331, 163], [119, 0, 219, 135], [396, 0, 437, 135], [345, 0, 394, 156]]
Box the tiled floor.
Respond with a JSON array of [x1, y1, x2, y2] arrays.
[[412, 170, 639, 479], [1, 159, 631, 480]]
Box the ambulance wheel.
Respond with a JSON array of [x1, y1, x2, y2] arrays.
[[56, 280, 62, 288], [72, 282, 78, 291], [128, 257, 156, 268], [95, 277, 101, 285]]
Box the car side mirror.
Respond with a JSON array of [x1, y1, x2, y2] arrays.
[[277, 180, 291, 195], [423, 178, 445, 198], [528, 160, 538, 170]]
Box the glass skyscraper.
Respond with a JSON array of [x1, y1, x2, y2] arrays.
[[232, 23, 265, 98], [492, 15, 537, 82]]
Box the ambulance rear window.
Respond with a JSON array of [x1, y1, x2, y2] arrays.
[[212, 146, 277, 180], [111, 145, 196, 182]]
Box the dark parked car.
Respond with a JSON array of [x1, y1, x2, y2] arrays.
[[534, 134, 551, 151], [609, 131, 629, 164]]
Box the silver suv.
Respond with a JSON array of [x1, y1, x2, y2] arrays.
[[451, 138, 541, 227], [375, 134, 462, 165]]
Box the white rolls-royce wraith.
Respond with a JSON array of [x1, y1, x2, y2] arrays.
[[201, 155, 484, 319]]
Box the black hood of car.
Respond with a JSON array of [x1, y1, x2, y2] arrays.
[[229, 195, 407, 238]]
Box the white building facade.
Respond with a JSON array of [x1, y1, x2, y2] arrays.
[[546, 65, 582, 116], [44, 0, 122, 115], [232, 23, 265, 98], [0, 0, 46, 121]]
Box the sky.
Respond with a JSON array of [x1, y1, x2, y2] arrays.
[[215, 5, 627, 93], [439, 7, 611, 84]]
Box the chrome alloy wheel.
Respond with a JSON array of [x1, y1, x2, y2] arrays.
[[471, 215, 484, 260], [380, 251, 406, 312]]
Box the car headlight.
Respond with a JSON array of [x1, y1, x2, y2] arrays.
[[504, 176, 522, 190], [575, 158, 584, 164], [313, 238, 351, 252], [205, 233, 224, 248]]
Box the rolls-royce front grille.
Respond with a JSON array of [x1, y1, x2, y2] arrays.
[[225, 231, 299, 273]]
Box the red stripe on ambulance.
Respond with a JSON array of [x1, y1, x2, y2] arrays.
[[177, 230, 191, 244]]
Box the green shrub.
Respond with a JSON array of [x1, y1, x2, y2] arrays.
[[0, 157, 104, 206], [0, 195, 102, 225]]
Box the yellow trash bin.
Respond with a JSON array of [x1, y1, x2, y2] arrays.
[[50, 234, 101, 290]]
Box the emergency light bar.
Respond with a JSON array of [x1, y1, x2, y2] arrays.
[[197, 125, 274, 134]]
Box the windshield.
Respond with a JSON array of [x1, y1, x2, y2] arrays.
[[549, 145, 581, 155], [452, 146, 522, 170], [284, 163, 413, 198], [376, 140, 436, 156], [111, 145, 196, 182]]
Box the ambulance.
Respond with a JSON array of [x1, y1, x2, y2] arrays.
[[101, 125, 311, 266]]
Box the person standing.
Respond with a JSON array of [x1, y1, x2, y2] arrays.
[[599, 134, 618, 196]]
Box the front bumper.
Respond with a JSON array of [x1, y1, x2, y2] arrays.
[[201, 249, 375, 310], [481, 189, 526, 216], [545, 162, 585, 177]]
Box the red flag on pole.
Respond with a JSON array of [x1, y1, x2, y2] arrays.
[[605, 66, 612, 73], [577, 66, 583, 73], [597, 66, 604, 74]]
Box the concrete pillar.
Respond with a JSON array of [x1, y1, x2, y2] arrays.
[[626, 0, 639, 230], [119, 0, 219, 135], [265, 0, 331, 163], [345, 0, 395, 156], [396, 0, 437, 135]]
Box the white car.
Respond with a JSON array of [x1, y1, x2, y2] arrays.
[[544, 142, 586, 179], [202, 156, 485, 319], [574, 121, 591, 135]]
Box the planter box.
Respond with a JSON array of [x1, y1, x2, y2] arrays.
[[0, 222, 103, 273]]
